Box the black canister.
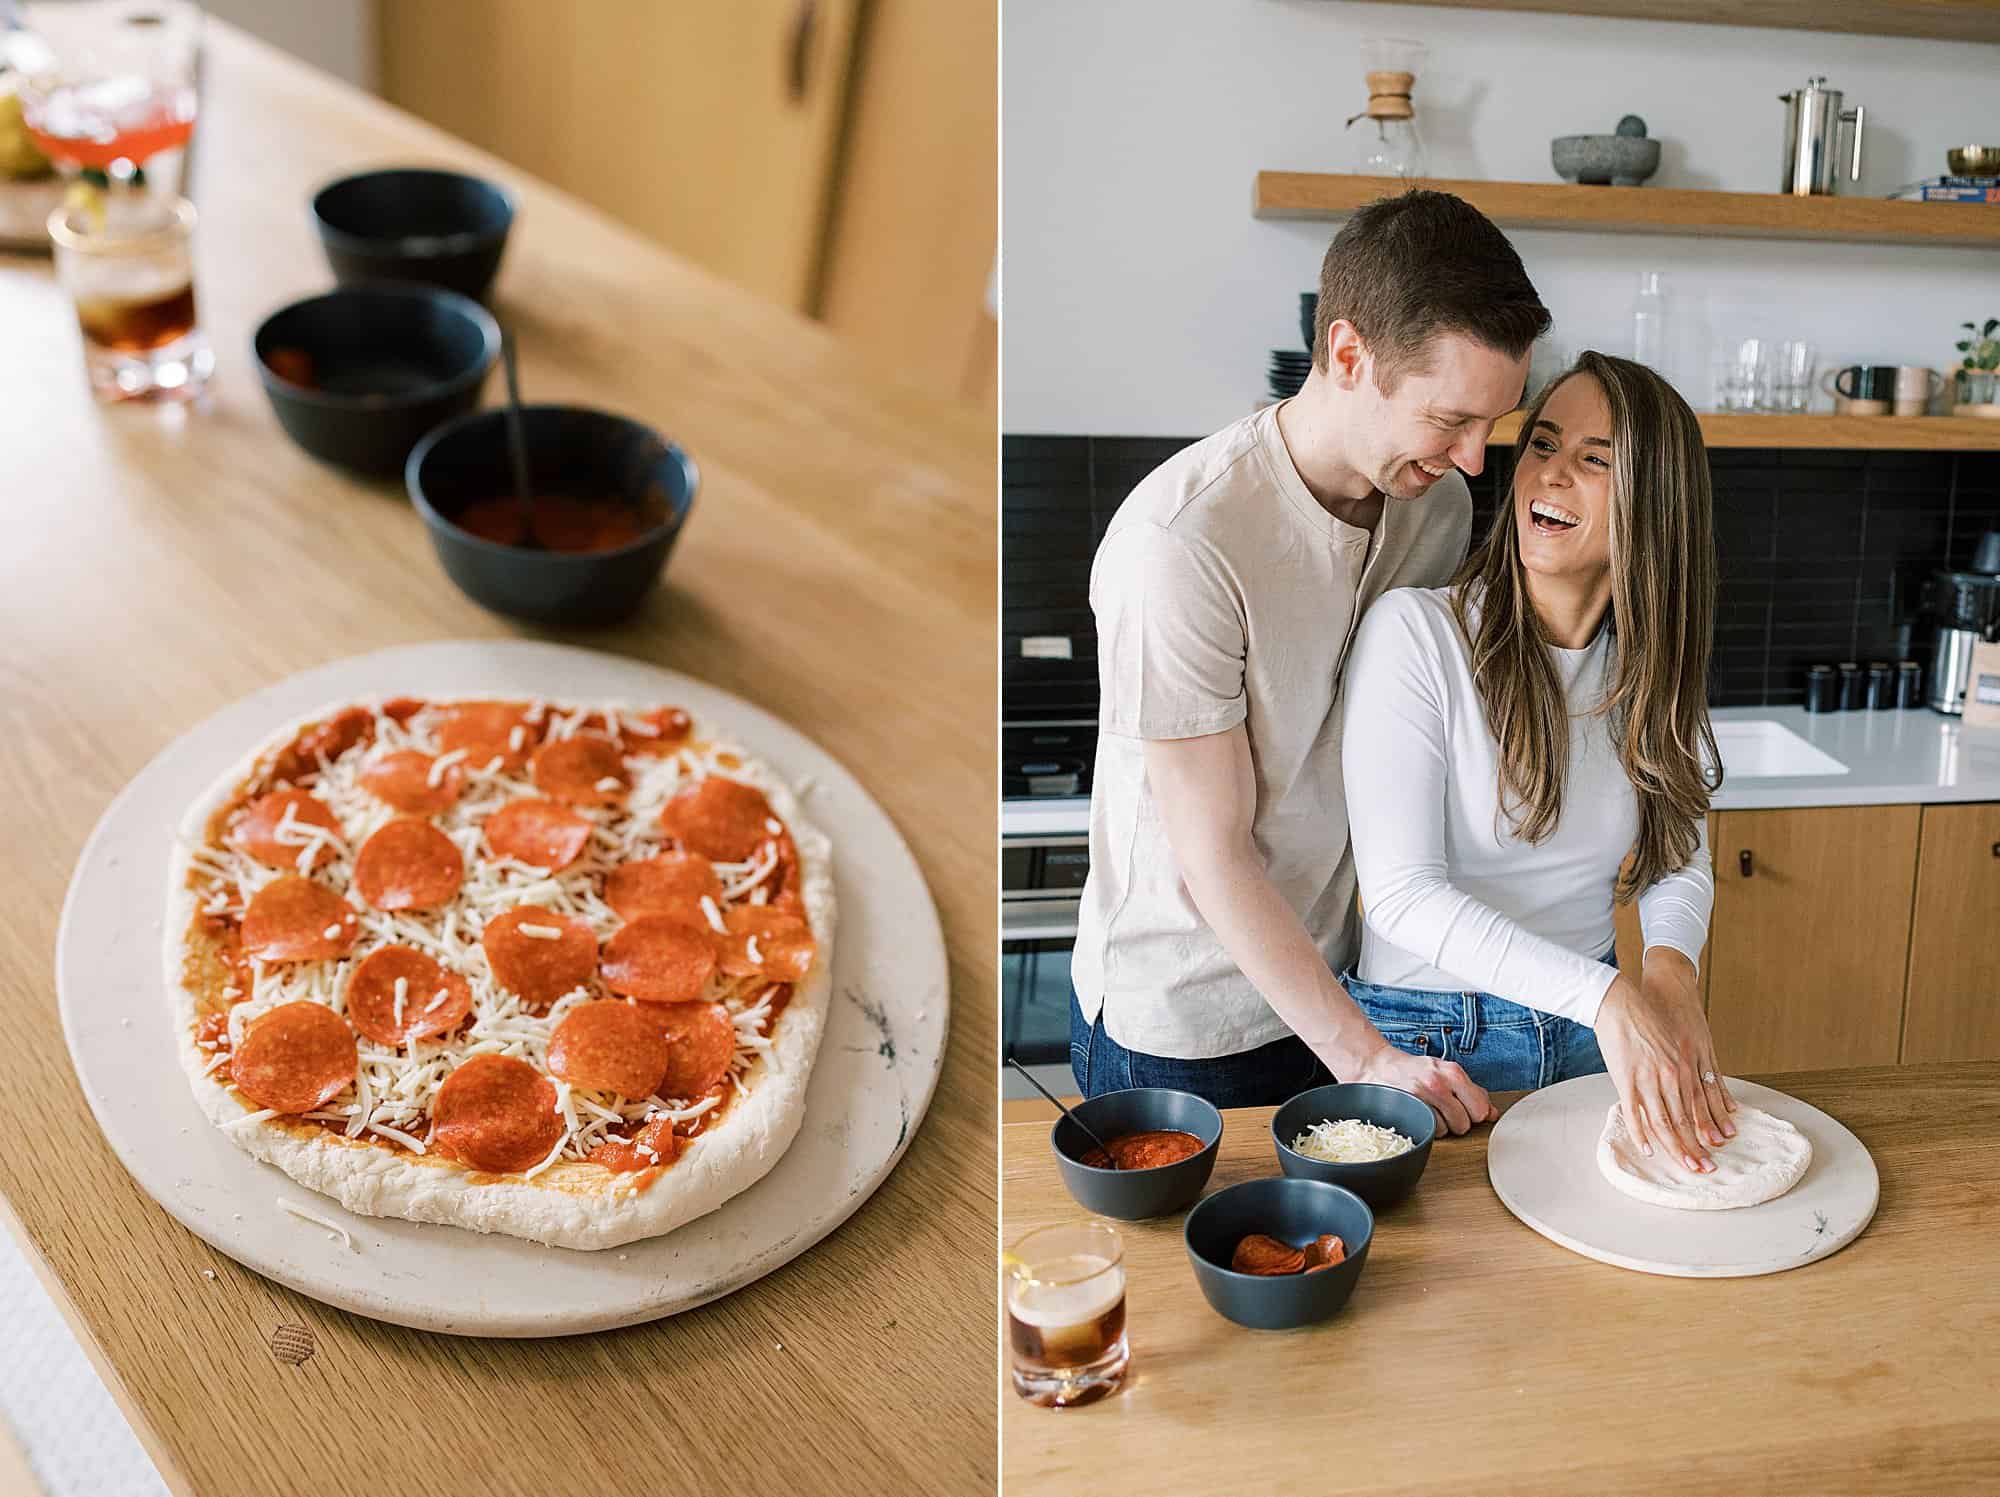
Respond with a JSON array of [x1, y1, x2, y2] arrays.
[[1837, 661, 1863, 711], [1897, 660, 1924, 708], [1803, 664, 1839, 713], [1865, 661, 1895, 710]]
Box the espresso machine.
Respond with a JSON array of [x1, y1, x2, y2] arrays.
[[1924, 531, 2000, 715]]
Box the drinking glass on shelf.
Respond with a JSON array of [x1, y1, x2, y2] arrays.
[[1713, 338, 1766, 412], [1767, 340, 1816, 413], [1005, 1220, 1128, 1408], [48, 192, 211, 401]]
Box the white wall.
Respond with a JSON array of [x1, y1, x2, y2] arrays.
[[1001, 0, 2000, 435], [203, 0, 376, 91]]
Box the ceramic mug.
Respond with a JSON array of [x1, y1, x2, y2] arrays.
[[1823, 365, 1897, 401], [1894, 366, 1943, 415], [1834, 395, 1890, 417]]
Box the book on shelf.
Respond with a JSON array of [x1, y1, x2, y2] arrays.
[[1887, 176, 2000, 203]]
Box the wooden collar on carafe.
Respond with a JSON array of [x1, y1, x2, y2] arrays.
[[1347, 71, 1415, 126]]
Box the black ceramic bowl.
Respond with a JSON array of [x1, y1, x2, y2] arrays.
[[1270, 1082, 1437, 1207], [253, 285, 499, 477], [406, 405, 698, 626], [1184, 1177, 1373, 1331], [312, 168, 516, 300], [1050, 1088, 1223, 1221]]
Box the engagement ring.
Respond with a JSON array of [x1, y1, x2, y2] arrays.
[[1702, 1070, 1717, 1084]]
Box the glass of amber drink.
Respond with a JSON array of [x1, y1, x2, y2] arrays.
[[1005, 1221, 1128, 1408], [47, 193, 211, 401]]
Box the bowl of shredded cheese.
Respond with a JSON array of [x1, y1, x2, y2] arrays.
[[1270, 1083, 1436, 1206]]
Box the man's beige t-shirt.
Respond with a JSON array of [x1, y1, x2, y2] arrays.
[[1072, 403, 1471, 1060]]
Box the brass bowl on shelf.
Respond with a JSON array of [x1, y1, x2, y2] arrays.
[[1946, 145, 2000, 176]]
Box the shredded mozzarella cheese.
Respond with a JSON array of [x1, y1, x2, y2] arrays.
[[1289, 1118, 1416, 1164]]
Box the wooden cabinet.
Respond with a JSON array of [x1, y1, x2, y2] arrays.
[[1900, 802, 2000, 1063], [377, 1, 997, 403], [816, 0, 997, 409], [379, 1, 864, 311], [1704, 805, 1921, 1073]]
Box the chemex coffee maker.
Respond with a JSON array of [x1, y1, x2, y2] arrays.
[[1924, 530, 2000, 715]]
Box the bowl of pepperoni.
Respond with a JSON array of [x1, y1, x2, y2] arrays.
[[406, 404, 698, 626], [1183, 1176, 1374, 1331], [1050, 1087, 1223, 1220]]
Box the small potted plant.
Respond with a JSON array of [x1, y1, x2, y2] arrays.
[[1956, 318, 1999, 410]]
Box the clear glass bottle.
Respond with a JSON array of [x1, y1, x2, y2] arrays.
[[1631, 270, 1668, 372], [1347, 39, 1427, 181]]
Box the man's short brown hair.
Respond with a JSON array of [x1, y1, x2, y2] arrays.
[[1312, 190, 1550, 391]]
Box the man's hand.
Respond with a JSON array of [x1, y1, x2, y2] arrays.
[[1594, 949, 1736, 1174], [1345, 1042, 1498, 1135]]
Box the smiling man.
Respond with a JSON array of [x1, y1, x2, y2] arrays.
[[1070, 190, 1551, 1123]]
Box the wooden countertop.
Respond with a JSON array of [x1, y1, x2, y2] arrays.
[[0, 21, 993, 1497], [1003, 1063, 2000, 1495]]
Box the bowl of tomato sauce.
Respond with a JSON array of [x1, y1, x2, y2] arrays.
[[1050, 1088, 1223, 1220], [406, 405, 697, 626]]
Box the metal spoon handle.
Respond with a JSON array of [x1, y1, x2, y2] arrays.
[[500, 327, 533, 526], [1004, 1056, 1119, 1169]]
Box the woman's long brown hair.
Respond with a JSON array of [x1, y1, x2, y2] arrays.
[[1450, 350, 1721, 900]]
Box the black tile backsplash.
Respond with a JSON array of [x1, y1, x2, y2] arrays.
[[1003, 434, 1999, 715]]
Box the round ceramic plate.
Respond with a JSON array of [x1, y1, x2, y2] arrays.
[[1487, 1073, 1877, 1278], [57, 640, 949, 1336]]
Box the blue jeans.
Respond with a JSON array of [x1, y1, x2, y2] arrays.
[[1337, 953, 1614, 1093], [1070, 988, 1334, 1109]]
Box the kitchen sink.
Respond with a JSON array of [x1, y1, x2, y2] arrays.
[[1710, 720, 1848, 778]]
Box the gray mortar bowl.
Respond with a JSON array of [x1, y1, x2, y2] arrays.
[[1552, 134, 1661, 186]]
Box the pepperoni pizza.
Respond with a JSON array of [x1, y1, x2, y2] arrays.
[[165, 697, 835, 1250]]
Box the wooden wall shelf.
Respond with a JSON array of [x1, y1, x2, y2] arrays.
[[1254, 172, 2000, 250], [1364, 0, 2000, 46], [1486, 412, 2000, 449]]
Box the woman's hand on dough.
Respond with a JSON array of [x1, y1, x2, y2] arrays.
[[1595, 955, 1734, 1174], [1346, 1043, 1499, 1137]]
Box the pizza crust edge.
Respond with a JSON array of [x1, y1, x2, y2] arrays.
[[163, 696, 838, 1252]]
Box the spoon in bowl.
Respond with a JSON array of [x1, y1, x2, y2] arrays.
[[1005, 1056, 1120, 1169], [500, 327, 536, 547]]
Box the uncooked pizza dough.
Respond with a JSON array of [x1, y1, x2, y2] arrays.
[[1596, 1101, 1811, 1211]]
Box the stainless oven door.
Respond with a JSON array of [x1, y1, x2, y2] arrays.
[[1001, 895, 1080, 1071]]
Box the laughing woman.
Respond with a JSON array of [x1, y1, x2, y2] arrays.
[[1341, 351, 1737, 1174]]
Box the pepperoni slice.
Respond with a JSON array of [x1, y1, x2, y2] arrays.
[[659, 776, 778, 863], [229, 1000, 357, 1113], [271, 706, 375, 783], [351, 818, 464, 911], [228, 790, 344, 872], [241, 876, 361, 962], [343, 945, 473, 1046], [600, 915, 718, 1003], [603, 851, 722, 921], [436, 700, 536, 773], [718, 905, 816, 982], [1231, 1234, 1307, 1276], [481, 906, 597, 1010], [532, 734, 630, 807], [618, 706, 693, 757], [359, 750, 465, 814], [650, 1001, 737, 1100], [485, 798, 594, 871], [547, 1000, 673, 1098], [1302, 1234, 1347, 1273], [587, 1114, 682, 1173], [430, 1053, 563, 1173]]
